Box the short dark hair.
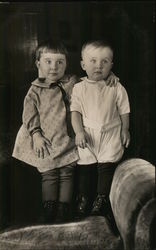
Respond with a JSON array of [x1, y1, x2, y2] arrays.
[[81, 39, 114, 59], [35, 39, 68, 61]]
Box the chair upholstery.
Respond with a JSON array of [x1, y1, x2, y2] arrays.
[[0, 158, 155, 250]]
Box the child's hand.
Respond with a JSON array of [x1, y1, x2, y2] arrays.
[[75, 131, 88, 149], [121, 128, 130, 148], [32, 132, 51, 159], [106, 72, 119, 87]]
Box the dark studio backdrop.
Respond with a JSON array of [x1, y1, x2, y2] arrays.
[[0, 1, 155, 227]]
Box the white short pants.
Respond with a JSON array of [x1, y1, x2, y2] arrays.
[[77, 117, 124, 165]]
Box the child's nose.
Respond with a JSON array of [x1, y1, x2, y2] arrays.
[[96, 61, 103, 68], [50, 62, 58, 70]]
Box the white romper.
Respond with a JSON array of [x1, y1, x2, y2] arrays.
[[70, 77, 130, 165]]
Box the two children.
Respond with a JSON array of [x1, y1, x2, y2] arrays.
[[12, 39, 119, 223], [71, 40, 130, 230]]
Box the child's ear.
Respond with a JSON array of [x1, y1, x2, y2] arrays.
[[35, 60, 40, 69], [111, 62, 113, 70], [80, 60, 86, 71], [35, 60, 45, 78]]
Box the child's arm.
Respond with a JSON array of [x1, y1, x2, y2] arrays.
[[23, 87, 51, 158], [106, 71, 119, 87], [32, 131, 51, 159], [120, 113, 130, 148], [71, 111, 88, 149]]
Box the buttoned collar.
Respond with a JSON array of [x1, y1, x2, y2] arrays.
[[82, 76, 106, 84], [31, 75, 72, 88]]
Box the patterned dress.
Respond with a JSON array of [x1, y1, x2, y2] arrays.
[[70, 77, 130, 164], [12, 75, 79, 172]]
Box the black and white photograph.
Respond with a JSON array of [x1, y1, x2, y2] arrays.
[[0, 2, 155, 250]]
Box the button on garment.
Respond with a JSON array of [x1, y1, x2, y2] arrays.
[[70, 77, 130, 164], [12, 75, 79, 172]]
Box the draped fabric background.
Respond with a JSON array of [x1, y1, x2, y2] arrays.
[[0, 1, 155, 227]]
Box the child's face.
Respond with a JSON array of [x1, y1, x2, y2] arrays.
[[36, 52, 67, 82], [81, 46, 113, 81]]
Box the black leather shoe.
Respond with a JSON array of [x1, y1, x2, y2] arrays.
[[91, 194, 108, 216], [104, 199, 120, 236], [91, 195, 119, 236], [76, 195, 89, 218], [41, 200, 57, 223], [56, 202, 71, 223]]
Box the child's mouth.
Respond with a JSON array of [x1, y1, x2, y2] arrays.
[[49, 73, 57, 76]]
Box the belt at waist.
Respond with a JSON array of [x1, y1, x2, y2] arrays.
[[83, 117, 121, 133]]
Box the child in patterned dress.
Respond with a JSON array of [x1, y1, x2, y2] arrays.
[[12, 39, 119, 223]]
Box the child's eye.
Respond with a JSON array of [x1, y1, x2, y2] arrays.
[[102, 60, 110, 64], [57, 60, 63, 64], [102, 60, 109, 64], [46, 60, 51, 64], [91, 59, 96, 63]]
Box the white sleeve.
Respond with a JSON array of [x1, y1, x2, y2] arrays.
[[70, 84, 82, 114], [116, 83, 130, 115]]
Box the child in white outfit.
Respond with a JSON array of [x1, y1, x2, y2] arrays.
[[71, 40, 130, 232]]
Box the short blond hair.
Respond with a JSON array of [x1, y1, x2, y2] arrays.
[[81, 40, 114, 60]]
